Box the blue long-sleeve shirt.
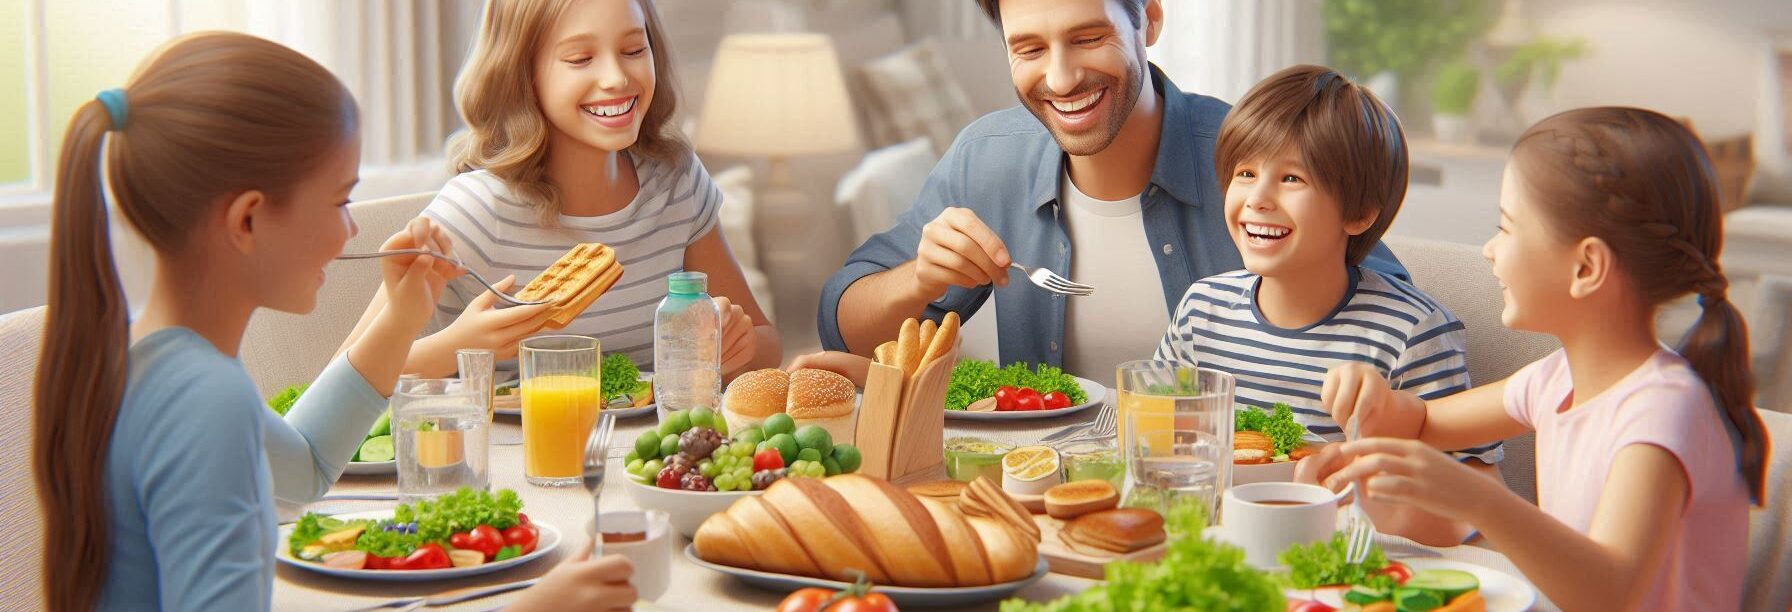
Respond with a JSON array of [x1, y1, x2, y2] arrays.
[[817, 65, 1407, 366], [97, 327, 386, 611]]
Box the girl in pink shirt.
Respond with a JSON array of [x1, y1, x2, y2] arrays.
[[1307, 107, 1767, 611]]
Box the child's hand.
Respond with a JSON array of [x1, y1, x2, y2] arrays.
[[378, 218, 462, 326], [506, 538, 635, 612], [1322, 363, 1424, 439], [715, 296, 756, 375], [431, 275, 556, 361], [787, 351, 873, 388], [1312, 438, 1502, 524]]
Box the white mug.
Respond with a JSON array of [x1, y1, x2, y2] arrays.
[[1220, 482, 1347, 569], [598, 510, 672, 601]]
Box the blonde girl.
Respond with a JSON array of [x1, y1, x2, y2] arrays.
[[34, 32, 634, 611], [357, 0, 780, 378], [1311, 107, 1766, 610]]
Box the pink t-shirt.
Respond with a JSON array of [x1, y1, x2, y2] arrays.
[[1504, 349, 1747, 610]]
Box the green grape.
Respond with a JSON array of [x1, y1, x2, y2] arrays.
[[700, 461, 720, 478], [626, 458, 645, 474], [715, 474, 735, 490], [811, 463, 826, 478], [642, 459, 663, 477]]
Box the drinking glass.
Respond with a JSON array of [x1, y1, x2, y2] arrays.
[[1115, 360, 1235, 524], [393, 378, 490, 504], [520, 335, 601, 486]]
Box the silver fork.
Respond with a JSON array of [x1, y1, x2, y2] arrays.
[[343, 577, 540, 611], [337, 248, 549, 307], [1342, 411, 1376, 566], [1043, 402, 1117, 445], [583, 412, 616, 556], [1009, 262, 1094, 296]]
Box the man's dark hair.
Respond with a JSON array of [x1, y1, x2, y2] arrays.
[[975, 0, 1146, 29]]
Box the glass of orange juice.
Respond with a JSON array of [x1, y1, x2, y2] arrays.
[[520, 335, 602, 487], [1115, 361, 1234, 522]]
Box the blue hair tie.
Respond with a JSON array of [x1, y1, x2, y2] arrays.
[[95, 89, 128, 131]]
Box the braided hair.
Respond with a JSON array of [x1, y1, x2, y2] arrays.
[[1511, 107, 1766, 505]]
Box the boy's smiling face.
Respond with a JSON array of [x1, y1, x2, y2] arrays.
[[1224, 144, 1377, 279], [533, 0, 655, 154]]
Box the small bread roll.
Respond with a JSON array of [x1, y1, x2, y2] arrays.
[[786, 369, 855, 419], [725, 368, 788, 419], [896, 318, 922, 378]]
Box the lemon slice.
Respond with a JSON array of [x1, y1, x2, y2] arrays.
[[1002, 446, 1060, 481]]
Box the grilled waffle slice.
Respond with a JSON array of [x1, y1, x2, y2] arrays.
[[515, 243, 623, 328]]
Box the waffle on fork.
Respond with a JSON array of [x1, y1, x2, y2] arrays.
[[515, 243, 624, 329]]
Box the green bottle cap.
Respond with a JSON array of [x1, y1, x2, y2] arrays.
[[667, 271, 708, 295]]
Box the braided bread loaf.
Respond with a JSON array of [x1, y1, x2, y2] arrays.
[[692, 474, 1039, 587]]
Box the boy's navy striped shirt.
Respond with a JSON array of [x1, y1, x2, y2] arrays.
[[1154, 267, 1501, 463]]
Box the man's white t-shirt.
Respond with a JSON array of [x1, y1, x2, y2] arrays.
[[1058, 171, 1170, 379]]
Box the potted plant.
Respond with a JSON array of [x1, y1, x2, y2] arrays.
[[1495, 36, 1589, 125], [1431, 61, 1480, 144]]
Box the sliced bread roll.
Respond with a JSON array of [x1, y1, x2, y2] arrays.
[[760, 477, 892, 584], [966, 515, 1038, 583], [824, 475, 957, 587], [918, 497, 992, 586]]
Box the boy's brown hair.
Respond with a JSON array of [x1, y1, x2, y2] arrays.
[[1215, 64, 1407, 265]]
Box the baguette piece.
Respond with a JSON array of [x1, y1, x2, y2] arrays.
[[693, 474, 1039, 587], [896, 318, 922, 378], [919, 311, 960, 370]]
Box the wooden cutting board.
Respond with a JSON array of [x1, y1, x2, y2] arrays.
[[1033, 512, 1167, 579]]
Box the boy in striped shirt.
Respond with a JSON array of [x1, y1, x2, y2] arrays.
[[1153, 65, 1501, 546]]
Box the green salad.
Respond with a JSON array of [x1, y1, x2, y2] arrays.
[[945, 359, 1088, 411], [1279, 531, 1392, 589], [1235, 402, 1308, 456], [600, 353, 651, 404], [1001, 501, 1284, 611], [288, 487, 535, 570]]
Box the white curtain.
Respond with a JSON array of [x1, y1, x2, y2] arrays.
[[1148, 0, 1326, 104]]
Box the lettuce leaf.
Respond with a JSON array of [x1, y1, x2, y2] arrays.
[[1235, 403, 1308, 454], [945, 359, 1090, 410], [600, 354, 646, 404], [267, 383, 308, 416], [1278, 531, 1389, 588]]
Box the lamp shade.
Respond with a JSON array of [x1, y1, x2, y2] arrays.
[[695, 33, 863, 158]]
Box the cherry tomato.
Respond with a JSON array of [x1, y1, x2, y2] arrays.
[[1287, 600, 1335, 612], [1041, 391, 1071, 410], [754, 448, 786, 472], [1374, 561, 1412, 585], [502, 524, 539, 556], [516, 513, 532, 526], [830, 592, 898, 612], [776, 588, 835, 612], [449, 524, 506, 560], [364, 554, 394, 570], [1014, 388, 1044, 411], [391, 543, 452, 570], [993, 386, 1018, 411]]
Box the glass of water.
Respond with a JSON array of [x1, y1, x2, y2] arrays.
[[1116, 361, 1234, 524], [393, 378, 491, 504]]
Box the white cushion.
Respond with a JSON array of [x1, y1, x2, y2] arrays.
[[0, 306, 43, 608], [835, 138, 938, 247]]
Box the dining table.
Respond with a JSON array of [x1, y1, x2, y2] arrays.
[[273, 394, 1561, 611]]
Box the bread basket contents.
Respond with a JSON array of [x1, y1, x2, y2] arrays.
[[514, 242, 624, 330], [624, 407, 864, 492], [855, 313, 961, 482], [692, 474, 1039, 588], [724, 367, 857, 445]]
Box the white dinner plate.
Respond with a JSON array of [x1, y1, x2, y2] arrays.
[[944, 375, 1106, 421], [277, 510, 560, 582]]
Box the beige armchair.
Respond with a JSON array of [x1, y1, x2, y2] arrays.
[[1385, 236, 1560, 503], [0, 306, 44, 609], [1748, 408, 1791, 611], [240, 192, 433, 397]]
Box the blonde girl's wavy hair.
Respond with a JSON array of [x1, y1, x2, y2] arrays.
[[448, 0, 685, 224]]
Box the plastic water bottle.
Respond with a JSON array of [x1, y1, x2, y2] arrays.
[[653, 271, 721, 412]]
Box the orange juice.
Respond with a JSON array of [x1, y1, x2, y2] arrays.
[[1117, 389, 1177, 457], [521, 374, 602, 479]]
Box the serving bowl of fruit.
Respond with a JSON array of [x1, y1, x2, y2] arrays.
[[623, 408, 864, 538]]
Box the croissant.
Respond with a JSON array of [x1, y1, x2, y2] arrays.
[[693, 474, 1039, 587]]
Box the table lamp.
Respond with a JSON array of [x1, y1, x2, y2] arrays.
[[694, 33, 863, 188]]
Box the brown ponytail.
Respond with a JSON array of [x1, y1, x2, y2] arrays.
[[33, 32, 355, 611], [1510, 107, 1767, 505]]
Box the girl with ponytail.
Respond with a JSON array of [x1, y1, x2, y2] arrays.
[[35, 32, 635, 611], [1305, 107, 1764, 611]]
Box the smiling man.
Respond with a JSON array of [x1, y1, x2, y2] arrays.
[[818, 0, 1408, 374]]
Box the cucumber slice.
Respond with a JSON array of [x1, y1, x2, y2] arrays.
[[1404, 569, 1480, 599], [356, 435, 395, 463], [1394, 587, 1445, 612], [1344, 584, 1393, 605], [368, 409, 392, 438]]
